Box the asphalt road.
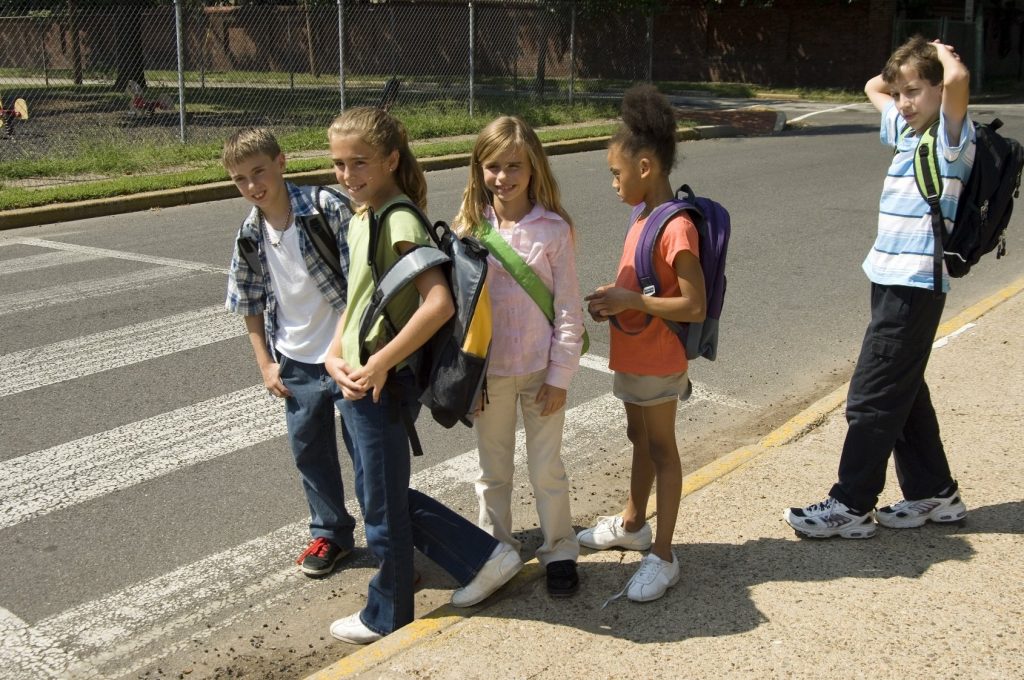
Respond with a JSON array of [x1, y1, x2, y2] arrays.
[[1, 100, 1022, 679]]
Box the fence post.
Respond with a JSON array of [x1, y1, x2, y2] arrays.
[[174, 0, 187, 143], [337, 0, 346, 111], [40, 17, 49, 87], [469, 1, 475, 117], [569, 1, 576, 105]]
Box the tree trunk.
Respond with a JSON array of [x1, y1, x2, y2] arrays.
[[534, 19, 551, 99], [113, 4, 147, 90], [304, 0, 319, 78], [67, 0, 83, 86]]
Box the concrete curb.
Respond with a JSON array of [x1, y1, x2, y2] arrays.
[[0, 126, 728, 232], [303, 274, 1024, 680]]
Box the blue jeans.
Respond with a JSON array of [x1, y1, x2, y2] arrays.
[[339, 369, 498, 636], [279, 356, 357, 550]]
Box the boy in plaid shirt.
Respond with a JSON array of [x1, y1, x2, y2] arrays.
[[224, 127, 356, 576]]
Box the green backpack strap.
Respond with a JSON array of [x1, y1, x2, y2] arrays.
[[477, 223, 589, 355], [911, 121, 946, 294]]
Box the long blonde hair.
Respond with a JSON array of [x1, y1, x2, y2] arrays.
[[453, 116, 573, 237], [328, 107, 427, 211]]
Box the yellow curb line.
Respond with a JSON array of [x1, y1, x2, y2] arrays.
[[307, 274, 1024, 680]]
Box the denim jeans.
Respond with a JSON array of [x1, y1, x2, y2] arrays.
[[830, 283, 955, 512], [339, 369, 498, 636], [278, 356, 357, 550]]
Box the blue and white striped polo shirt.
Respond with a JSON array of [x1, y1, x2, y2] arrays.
[[863, 101, 976, 292]]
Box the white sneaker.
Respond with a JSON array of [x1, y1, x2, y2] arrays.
[[626, 551, 681, 602], [450, 542, 523, 608], [784, 496, 876, 539], [329, 612, 382, 645], [876, 487, 967, 528], [577, 515, 653, 551]]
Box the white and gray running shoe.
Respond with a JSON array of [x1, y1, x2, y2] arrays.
[[784, 496, 876, 539], [876, 488, 967, 528]]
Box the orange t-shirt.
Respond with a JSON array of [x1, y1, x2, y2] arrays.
[[608, 212, 699, 375]]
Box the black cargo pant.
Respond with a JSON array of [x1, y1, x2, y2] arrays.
[[829, 283, 956, 513]]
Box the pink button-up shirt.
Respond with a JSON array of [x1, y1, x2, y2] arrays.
[[482, 204, 583, 390]]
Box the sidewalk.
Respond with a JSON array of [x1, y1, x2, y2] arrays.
[[308, 279, 1024, 680]]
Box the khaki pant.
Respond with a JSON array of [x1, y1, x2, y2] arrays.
[[473, 369, 579, 565]]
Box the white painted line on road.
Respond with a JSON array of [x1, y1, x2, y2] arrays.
[[0, 250, 101, 276], [0, 305, 242, 397], [788, 104, 857, 124], [578, 353, 613, 374], [0, 606, 99, 680], [25, 392, 628, 678], [0, 386, 285, 530], [0, 266, 200, 316], [933, 322, 976, 349], [579, 353, 755, 410], [688, 380, 757, 411], [7, 237, 228, 274]]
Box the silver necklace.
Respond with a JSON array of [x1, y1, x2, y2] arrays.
[[264, 205, 293, 247]]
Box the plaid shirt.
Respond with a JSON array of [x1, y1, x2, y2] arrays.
[[225, 182, 351, 360]]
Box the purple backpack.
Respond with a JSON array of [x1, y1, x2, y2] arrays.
[[614, 184, 730, 361]]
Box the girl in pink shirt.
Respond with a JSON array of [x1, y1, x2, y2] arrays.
[[581, 85, 706, 603], [454, 116, 585, 597]]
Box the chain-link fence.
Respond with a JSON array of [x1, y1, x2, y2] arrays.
[[0, 0, 657, 164]]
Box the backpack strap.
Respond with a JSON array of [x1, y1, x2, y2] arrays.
[[362, 201, 440, 457], [610, 195, 696, 339], [293, 186, 349, 281], [912, 122, 946, 295], [357, 246, 450, 354], [236, 233, 262, 279], [476, 223, 589, 354]]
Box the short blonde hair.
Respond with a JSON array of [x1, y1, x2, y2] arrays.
[[222, 127, 282, 169]]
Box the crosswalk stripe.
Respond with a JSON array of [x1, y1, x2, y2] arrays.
[[6, 237, 228, 274], [0, 266, 200, 316], [0, 607, 99, 679], [27, 391, 626, 677], [0, 386, 284, 530], [0, 251, 101, 276], [0, 305, 241, 397]]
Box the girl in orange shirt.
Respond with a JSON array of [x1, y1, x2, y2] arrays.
[[581, 85, 706, 602]]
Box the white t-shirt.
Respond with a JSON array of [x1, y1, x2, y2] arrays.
[[264, 221, 339, 364]]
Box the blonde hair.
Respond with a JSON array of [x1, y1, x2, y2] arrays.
[[453, 115, 573, 237], [328, 107, 427, 211], [222, 127, 281, 169]]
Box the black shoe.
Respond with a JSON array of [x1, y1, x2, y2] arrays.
[[546, 560, 579, 598], [296, 537, 350, 577]]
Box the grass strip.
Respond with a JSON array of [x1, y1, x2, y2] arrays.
[[0, 122, 626, 211]]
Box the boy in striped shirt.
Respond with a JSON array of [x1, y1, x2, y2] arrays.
[[786, 36, 973, 539]]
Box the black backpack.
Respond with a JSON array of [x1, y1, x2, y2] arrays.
[[913, 118, 1023, 291], [359, 202, 493, 456]]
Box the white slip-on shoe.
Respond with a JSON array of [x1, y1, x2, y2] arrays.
[[450, 542, 523, 608], [329, 612, 383, 645]]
